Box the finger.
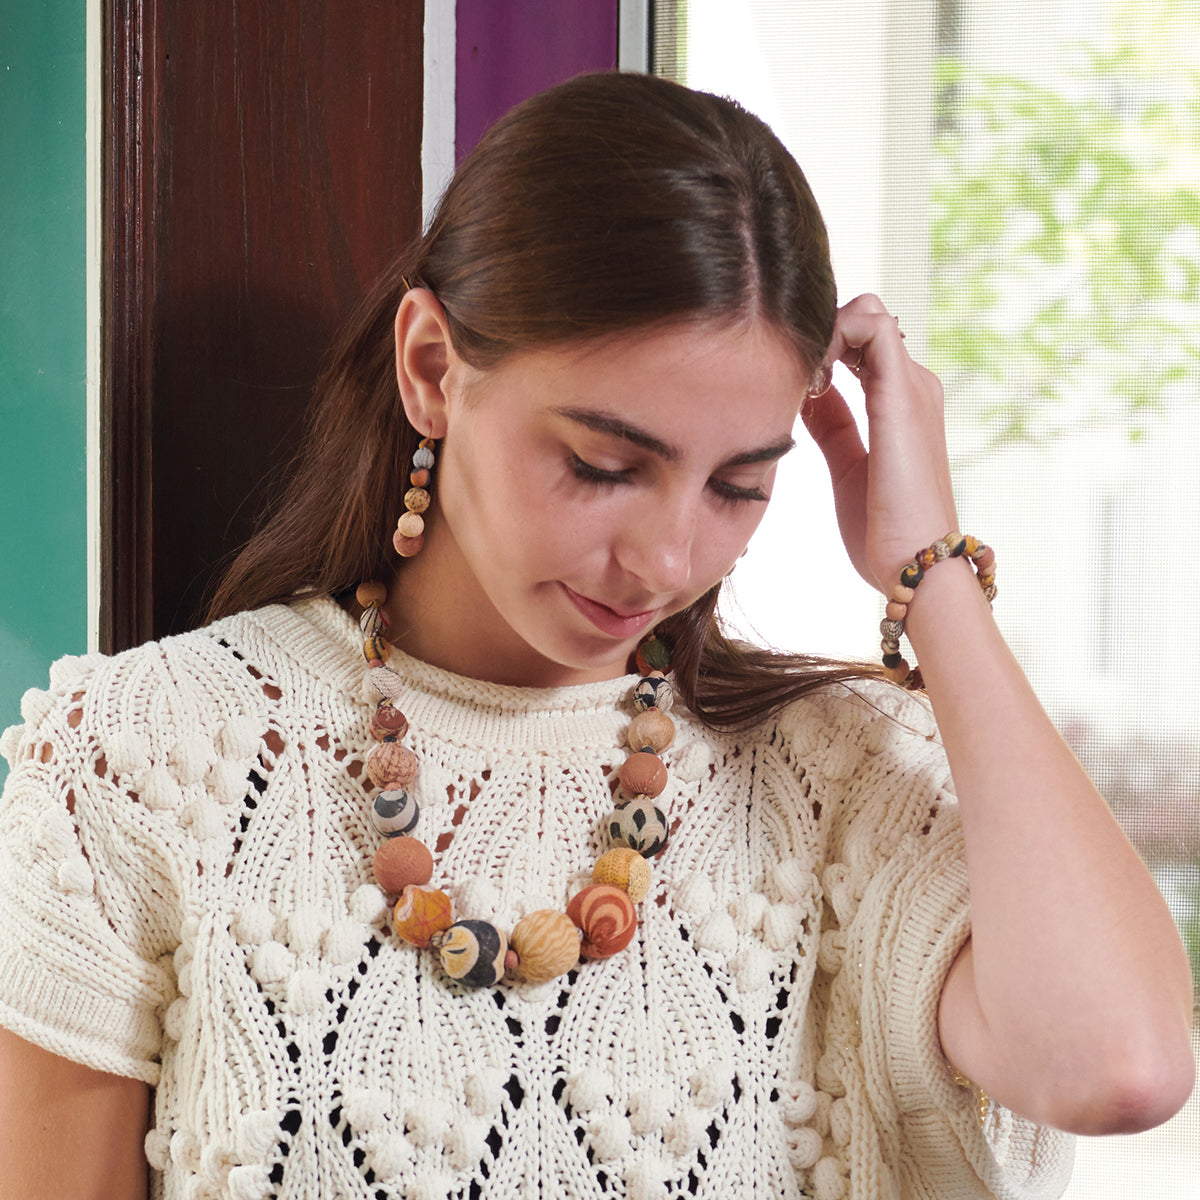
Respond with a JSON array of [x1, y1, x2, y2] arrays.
[[825, 295, 910, 384], [801, 384, 865, 487]]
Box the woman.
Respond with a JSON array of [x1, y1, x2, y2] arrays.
[[0, 72, 1192, 1200]]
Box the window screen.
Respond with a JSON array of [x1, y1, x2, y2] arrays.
[[654, 1, 1200, 1192]]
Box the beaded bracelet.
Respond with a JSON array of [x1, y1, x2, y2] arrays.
[[880, 532, 996, 687]]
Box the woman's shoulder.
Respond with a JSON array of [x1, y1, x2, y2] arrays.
[[1, 597, 354, 780], [769, 677, 940, 760]]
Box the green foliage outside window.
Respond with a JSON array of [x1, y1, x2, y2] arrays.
[[929, 48, 1200, 458]]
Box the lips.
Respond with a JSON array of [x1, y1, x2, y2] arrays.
[[560, 584, 659, 639]]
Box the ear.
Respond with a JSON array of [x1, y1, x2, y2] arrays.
[[394, 288, 456, 439]]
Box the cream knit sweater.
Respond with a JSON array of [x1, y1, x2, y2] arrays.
[[0, 598, 1071, 1200]]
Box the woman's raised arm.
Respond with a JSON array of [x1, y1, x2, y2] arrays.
[[804, 294, 1195, 1133], [0, 1028, 150, 1200]]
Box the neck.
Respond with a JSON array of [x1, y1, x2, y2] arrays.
[[379, 526, 627, 689]]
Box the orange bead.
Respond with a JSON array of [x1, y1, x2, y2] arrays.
[[627, 708, 674, 753], [619, 751, 668, 798], [366, 741, 418, 789], [356, 582, 387, 606], [370, 701, 409, 741], [373, 836, 433, 893], [410, 468, 430, 488], [567, 885, 637, 960], [363, 635, 391, 664], [593, 847, 651, 903], [392, 885, 454, 947], [509, 910, 581, 982]]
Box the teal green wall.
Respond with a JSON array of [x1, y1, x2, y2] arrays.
[[0, 2, 88, 780]]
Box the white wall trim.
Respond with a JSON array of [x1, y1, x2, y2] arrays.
[[423, 1, 457, 226], [85, 0, 102, 653], [618, 0, 650, 72]]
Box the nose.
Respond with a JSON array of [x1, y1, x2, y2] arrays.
[[615, 489, 696, 596]]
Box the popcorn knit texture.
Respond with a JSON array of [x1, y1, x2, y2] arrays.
[[0, 598, 1072, 1199]]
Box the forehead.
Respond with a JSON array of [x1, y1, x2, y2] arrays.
[[481, 319, 811, 426]]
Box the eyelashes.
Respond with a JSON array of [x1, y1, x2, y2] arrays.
[[567, 455, 633, 487], [567, 455, 768, 505]]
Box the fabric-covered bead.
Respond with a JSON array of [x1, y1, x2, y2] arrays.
[[370, 701, 409, 741], [409, 467, 430, 488], [373, 835, 432, 892], [634, 636, 672, 675], [899, 561, 924, 588], [890, 583, 915, 605], [366, 741, 418, 789], [509, 909, 581, 982], [567, 885, 637, 959], [884, 600, 908, 622], [359, 604, 386, 637], [404, 487, 431, 514], [396, 511, 425, 539], [593, 847, 652, 903], [619, 751, 668, 798], [432, 919, 508, 988], [879, 618, 904, 642], [392, 885, 453, 947], [371, 789, 419, 837], [393, 530, 424, 557], [627, 708, 675, 753], [609, 796, 669, 858], [363, 635, 391, 664], [632, 673, 673, 713], [413, 445, 435, 471], [356, 582, 387, 606]]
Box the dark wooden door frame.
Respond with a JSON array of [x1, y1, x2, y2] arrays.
[[100, 0, 425, 651]]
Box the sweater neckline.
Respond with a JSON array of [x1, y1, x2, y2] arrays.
[[246, 595, 642, 719]]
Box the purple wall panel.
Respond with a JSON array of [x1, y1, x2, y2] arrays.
[[456, 0, 620, 160]]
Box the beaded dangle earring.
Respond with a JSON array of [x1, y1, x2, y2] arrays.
[[393, 437, 436, 558]]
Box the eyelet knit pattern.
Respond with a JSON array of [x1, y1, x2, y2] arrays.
[[0, 598, 1072, 1199]]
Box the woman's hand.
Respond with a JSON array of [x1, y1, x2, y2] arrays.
[[801, 294, 959, 590]]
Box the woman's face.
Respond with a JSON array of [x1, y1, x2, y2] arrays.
[[398, 317, 810, 687]]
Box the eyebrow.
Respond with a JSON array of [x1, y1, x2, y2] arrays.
[[552, 406, 795, 468]]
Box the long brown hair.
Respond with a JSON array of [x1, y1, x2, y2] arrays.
[[206, 72, 882, 727]]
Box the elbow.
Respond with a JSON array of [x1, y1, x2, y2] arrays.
[[1049, 1034, 1196, 1135]]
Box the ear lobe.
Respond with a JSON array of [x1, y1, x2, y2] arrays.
[[394, 288, 455, 439]]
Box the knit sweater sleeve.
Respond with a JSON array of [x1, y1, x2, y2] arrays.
[[780, 683, 1073, 1200], [0, 633, 258, 1085]]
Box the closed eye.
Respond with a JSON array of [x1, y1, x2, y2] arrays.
[[711, 478, 770, 504], [568, 455, 634, 487]]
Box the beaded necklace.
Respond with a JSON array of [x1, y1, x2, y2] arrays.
[[355, 580, 676, 989]]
